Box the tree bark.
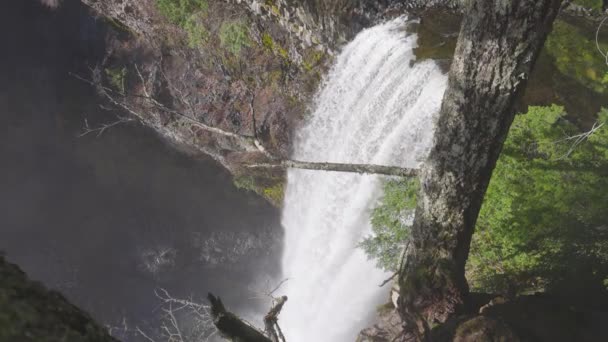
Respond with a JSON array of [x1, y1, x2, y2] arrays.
[[397, 0, 564, 340]]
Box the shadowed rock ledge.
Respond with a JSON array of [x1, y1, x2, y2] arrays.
[[0, 254, 117, 342]]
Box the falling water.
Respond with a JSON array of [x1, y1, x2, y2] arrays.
[[279, 18, 448, 341]]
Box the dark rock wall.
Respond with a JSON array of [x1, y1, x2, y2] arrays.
[[0, 255, 117, 342]]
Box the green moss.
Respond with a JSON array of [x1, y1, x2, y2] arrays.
[[260, 32, 289, 61], [545, 20, 608, 94], [271, 5, 280, 16], [276, 46, 289, 59], [262, 33, 275, 51], [105, 66, 127, 93], [219, 20, 251, 56], [234, 173, 285, 206], [183, 13, 208, 48], [262, 182, 284, 206], [303, 49, 325, 72], [155, 0, 209, 26], [233, 175, 256, 192]]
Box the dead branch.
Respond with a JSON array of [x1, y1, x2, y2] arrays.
[[556, 120, 605, 159], [249, 278, 290, 301], [268, 278, 289, 297], [247, 160, 419, 177], [378, 272, 398, 288], [263, 296, 288, 342]]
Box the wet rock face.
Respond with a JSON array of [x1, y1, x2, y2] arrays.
[[80, 0, 333, 175]]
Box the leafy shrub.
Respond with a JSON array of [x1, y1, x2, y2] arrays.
[[545, 20, 608, 94], [183, 13, 208, 48], [359, 178, 418, 271], [362, 105, 608, 294], [219, 21, 251, 56], [155, 0, 208, 26], [468, 105, 608, 294]]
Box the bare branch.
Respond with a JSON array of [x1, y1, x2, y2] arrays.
[[268, 278, 289, 297], [378, 272, 398, 288], [247, 160, 419, 177], [79, 116, 134, 137], [136, 327, 158, 342], [556, 120, 605, 159]]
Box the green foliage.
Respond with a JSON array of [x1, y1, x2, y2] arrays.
[[156, 0, 209, 48], [233, 175, 256, 192], [468, 105, 608, 294], [105, 66, 126, 93], [155, 0, 208, 26], [572, 0, 602, 10], [545, 20, 608, 94], [360, 178, 419, 272], [303, 49, 325, 72], [261, 32, 289, 60], [262, 33, 275, 50], [183, 13, 208, 48], [362, 105, 608, 294], [233, 174, 284, 206], [219, 21, 251, 56], [263, 0, 280, 15], [263, 183, 284, 207]]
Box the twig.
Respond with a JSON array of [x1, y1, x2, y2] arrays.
[[378, 272, 398, 288], [556, 121, 605, 159], [79, 116, 134, 137]]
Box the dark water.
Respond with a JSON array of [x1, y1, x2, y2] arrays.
[[0, 0, 282, 337]]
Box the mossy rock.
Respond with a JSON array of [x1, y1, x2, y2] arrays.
[[233, 169, 286, 207]]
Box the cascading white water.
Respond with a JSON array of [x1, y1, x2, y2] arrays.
[[279, 18, 447, 341]]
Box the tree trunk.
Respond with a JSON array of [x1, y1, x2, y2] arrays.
[[397, 0, 564, 340]]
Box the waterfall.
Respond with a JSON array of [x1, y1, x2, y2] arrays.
[[279, 18, 447, 341]]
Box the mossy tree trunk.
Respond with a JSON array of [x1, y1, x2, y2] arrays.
[[397, 0, 564, 340]]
